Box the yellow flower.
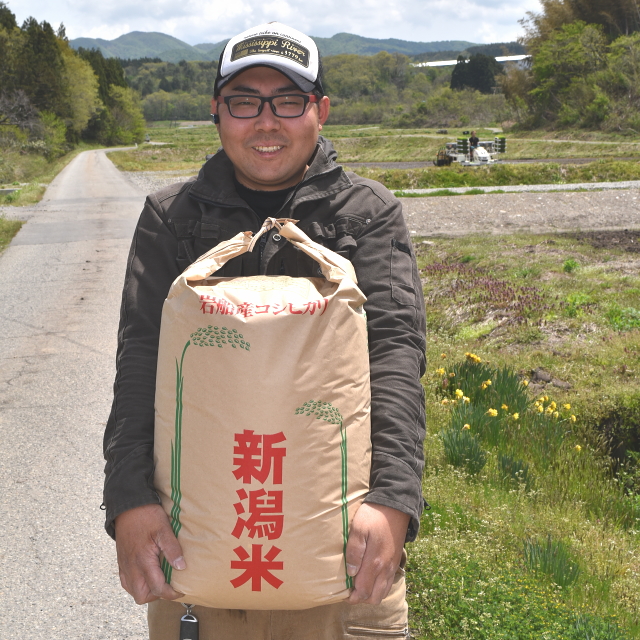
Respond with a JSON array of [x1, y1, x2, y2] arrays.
[[465, 352, 482, 363], [545, 406, 553, 415], [436, 367, 446, 375], [544, 395, 549, 402], [575, 444, 582, 452], [463, 396, 470, 404], [549, 401, 557, 410], [441, 353, 447, 359], [522, 380, 529, 387], [570, 415, 577, 423], [564, 404, 571, 410], [481, 383, 488, 390], [553, 411, 559, 419], [512, 412, 520, 420], [537, 405, 544, 413], [449, 372, 456, 378], [462, 424, 471, 430], [487, 408, 498, 417], [484, 379, 492, 386], [455, 389, 464, 398], [441, 399, 450, 405], [501, 404, 509, 411], [538, 397, 545, 403]]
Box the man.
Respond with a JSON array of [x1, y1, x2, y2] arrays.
[[103, 22, 426, 639], [469, 130, 480, 158]]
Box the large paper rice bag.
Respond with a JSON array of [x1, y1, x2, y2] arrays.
[[154, 220, 371, 610]]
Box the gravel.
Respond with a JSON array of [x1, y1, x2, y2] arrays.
[[121, 170, 196, 195], [13, 169, 635, 241], [400, 188, 640, 237], [396, 179, 640, 195]]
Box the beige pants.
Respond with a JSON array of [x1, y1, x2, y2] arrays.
[[148, 552, 408, 640]]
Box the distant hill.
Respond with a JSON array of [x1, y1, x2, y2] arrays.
[[71, 32, 202, 63], [71, 31, 477, 62], [312, 33, 475, 56]]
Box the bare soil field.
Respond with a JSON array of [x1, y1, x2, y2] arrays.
[[86, 170, 640, 242], [400, 188, 640, 237]]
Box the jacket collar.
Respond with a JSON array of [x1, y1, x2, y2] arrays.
[[188, 136, 352, 208]]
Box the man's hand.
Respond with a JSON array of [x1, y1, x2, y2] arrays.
[[345, 503, 410, 605], [114, 504, 186, 604]]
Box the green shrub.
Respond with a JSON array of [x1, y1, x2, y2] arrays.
[[441, 427, 487, 475], [572, 614, 629, 640], [606, 304, 640, 331], [523, 535, 581, 588], [498, 452, 533, 491], [564, 258, 581, 273]]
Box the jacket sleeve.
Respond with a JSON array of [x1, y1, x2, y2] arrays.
[[103, 195, 181, 539], [351, 193, 426, 542]]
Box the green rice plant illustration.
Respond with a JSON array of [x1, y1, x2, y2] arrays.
[[162, 325, 249, 584], [295, 400, 352, 589], [190, 325, 251, 350]]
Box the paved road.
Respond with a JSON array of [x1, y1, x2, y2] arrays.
[[0, 150, 148, 639]]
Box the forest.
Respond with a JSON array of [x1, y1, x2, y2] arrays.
[[0, 0, 144, 181]]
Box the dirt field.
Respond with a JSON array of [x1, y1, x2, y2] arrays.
[[400, 188, 640, 237]]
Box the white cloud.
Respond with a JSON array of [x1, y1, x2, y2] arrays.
[[9, 0, 542, 46]]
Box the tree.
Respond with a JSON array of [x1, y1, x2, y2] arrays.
[[87, 85, 144, 145], [76, 47, 128, 103], [59, 43, 101, 137], [521, 0, 640, 50], [450, 54, 502, 93], [16, 17, 66, 114], [0, 90, 40, 131], [450, 56, 469, 91], [0, 1, 16, 30], [529, 21, 608, 120]]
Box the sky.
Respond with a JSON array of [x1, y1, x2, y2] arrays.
[[10, 0, 543, 46]]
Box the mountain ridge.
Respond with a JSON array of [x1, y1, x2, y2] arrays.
[[70, 31, 477, 62]]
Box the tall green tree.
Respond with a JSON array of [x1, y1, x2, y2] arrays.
[[529, 21, 608, 121], [0, 1, 16, 30], [522, 0, 640, 50], [16, 17, 66, 114], [451, 54, 502, 93], [77, 47, 128, 103]]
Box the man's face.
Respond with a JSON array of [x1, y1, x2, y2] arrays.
[[213, 67, 330, 191]]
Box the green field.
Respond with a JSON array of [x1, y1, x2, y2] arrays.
[[409, 230, 640, 639], [107, 123, 640, 188]]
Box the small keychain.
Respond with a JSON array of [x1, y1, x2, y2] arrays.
[[179, 603, 199, 640]]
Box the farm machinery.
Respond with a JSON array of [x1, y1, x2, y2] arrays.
[[435, 137, 507, 167]]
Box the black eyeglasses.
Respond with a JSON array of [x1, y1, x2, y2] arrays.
[[216, 94, 319, 119]]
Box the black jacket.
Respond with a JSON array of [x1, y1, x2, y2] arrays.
[[103, 137, 427, 541]]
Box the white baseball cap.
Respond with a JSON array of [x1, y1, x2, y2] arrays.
[[214, 22, 323, 96]]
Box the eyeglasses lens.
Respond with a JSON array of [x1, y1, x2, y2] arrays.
[[227, 95, 307, 118]]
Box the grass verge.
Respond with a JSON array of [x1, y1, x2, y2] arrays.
[[0, 217, 23, 253], [0, 143, 99, 207], [352, 160, 640, 191], [408, 230, 640, 639]]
